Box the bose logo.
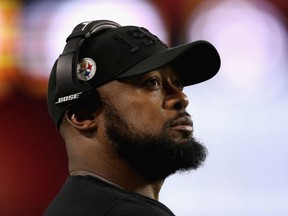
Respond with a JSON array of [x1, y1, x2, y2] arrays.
[[55, 92, 82, 104]]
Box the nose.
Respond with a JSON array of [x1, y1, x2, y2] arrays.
[[164, 86, 189, 110]]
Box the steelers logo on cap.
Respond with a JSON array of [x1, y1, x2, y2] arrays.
[[77, 58, 96, 81]]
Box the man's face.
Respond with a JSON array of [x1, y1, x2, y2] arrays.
[[99, 67, 207, 182]]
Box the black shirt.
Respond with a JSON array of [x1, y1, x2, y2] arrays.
[[44, 176, 175, 216]]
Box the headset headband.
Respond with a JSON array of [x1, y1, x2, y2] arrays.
[[54, 20, 121, 107]]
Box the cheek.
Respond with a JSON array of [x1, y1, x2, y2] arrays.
[[122, 99, 166, 133], [106, 85, 166, 133]]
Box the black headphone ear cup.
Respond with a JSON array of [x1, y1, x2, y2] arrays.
[[54, 20, 121, 108], [66, 89, 101, 121]]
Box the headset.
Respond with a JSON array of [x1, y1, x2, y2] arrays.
[[54, 20, 121, 108]]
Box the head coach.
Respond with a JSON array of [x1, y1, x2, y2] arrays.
[[44, 20, 221, 215]]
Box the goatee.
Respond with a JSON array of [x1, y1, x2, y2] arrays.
[[104, 103, 208, 182]]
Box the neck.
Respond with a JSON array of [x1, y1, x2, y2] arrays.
[[132, 180, 164, 200], [69, 167, 164, 200], [66, 133, 164, 200], [70, 170, 124, 189]]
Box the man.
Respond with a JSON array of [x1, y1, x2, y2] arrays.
[[45, 20, 221, 215]]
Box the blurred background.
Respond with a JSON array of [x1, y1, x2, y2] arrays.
[[0, 0, 287, 215]]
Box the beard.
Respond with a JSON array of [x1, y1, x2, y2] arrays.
[[103, 102, 208, 182]]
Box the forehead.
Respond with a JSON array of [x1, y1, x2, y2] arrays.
[[118, 66, 181, 82], [96, 66, 181, 96]]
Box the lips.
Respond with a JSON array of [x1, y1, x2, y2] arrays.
[[170, 115, 193, 132]]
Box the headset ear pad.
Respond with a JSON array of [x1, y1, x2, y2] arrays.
[[48, 20, 121, 128], [53, 20, 121, 108], [47, 59, 102, 128], [47, 60, 67, 128], [66, 89, 101, 122]]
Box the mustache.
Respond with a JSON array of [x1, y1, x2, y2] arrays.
[[164, 111, 193, 128]]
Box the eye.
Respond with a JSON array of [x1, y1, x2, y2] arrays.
[[144, 77, 161, 89]]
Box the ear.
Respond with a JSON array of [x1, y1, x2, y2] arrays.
[[66, 109, 98, 130]]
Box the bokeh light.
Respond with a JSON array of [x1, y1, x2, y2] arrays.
[[186, 0, 288, 100], [20, 0, 168, 80], [0, 0, 22, 100]]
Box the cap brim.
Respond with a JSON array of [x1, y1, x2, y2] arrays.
[[117, 40, 221, 86]]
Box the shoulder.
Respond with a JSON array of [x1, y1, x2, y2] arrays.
[[44, 176, 174, 216]]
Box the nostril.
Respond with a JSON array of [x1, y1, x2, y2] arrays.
[[173, 102, 183, 110]]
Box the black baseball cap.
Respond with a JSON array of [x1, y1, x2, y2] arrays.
[[47, 21, 221, 129]]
